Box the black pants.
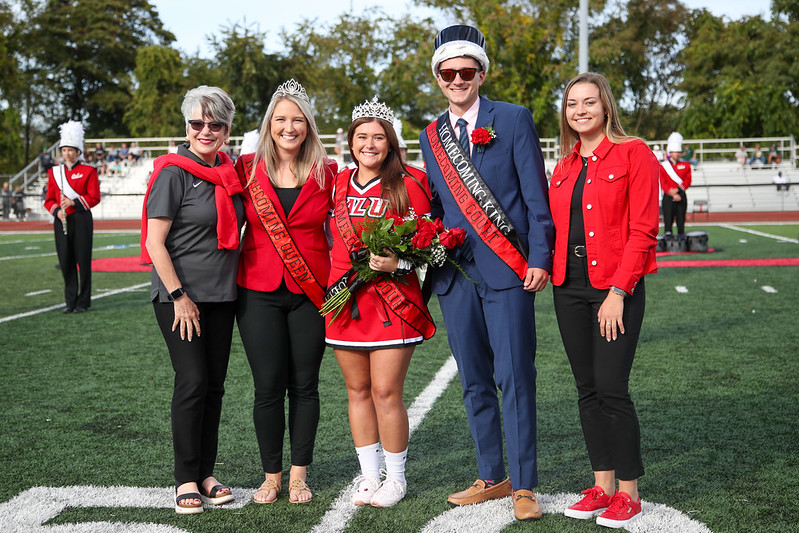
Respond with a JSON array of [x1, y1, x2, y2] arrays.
[[552, 253, 645, 480], [54, 210, 93, 309], [662, 189, 687, 235], [236, 284, 325, 473], [153, 300, 235, 486]]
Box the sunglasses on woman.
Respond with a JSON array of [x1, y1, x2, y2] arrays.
[[187, 120, 226, 133], [438, 68, 481, 83]]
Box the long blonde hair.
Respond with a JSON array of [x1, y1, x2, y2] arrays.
[[249, 93, 327, 188], [557, 72, 636, 160]]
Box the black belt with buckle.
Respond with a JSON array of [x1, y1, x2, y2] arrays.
[[569, 245, 587, 258]]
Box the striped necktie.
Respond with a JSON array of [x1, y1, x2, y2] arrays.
[[456, 118, 469, 153]]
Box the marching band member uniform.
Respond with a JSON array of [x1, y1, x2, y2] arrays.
[[235, 80, 336, 504], [419, 25, 554, 521], [549, 73, 658, 529], [44, 121, 100, 313], [659, 132, 692, 236], [328, 97, 435, 509]]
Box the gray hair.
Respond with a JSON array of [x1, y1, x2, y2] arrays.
[[181, 85, 235, 128]]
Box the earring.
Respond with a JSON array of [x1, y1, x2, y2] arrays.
[[224, 140, 231, 145]]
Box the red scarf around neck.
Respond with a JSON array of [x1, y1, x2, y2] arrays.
[[140, 151, 243, 263]]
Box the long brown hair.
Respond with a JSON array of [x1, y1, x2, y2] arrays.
[[348, 117, 415, 216], [557, 72, 637, 160]]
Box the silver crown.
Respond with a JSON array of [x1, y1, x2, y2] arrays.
[[352, 96, 394, 123], [272, 79, 309, 103]]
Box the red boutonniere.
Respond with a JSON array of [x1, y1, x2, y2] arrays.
[[471, 125, 496, 152]]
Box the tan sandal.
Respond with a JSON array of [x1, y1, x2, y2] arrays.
[[254, 478, 280, 504], [288, 478, 313, 504]]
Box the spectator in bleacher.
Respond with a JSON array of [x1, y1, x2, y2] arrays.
[[106, 144, 119, 162], [118, 142, 130, 160], [13, 186, 25, 219], [141, 85, 243, 515], [749, 144, 766, 167], [93, 142, 105, 161], [651, 144, 664, 162], [234, 79, 336, 506], [660, 132, 692, 236], [1, 182, 10, 220], [768, 144, 781, 166], [38, 149, 54, 176], [773, 171, 789, 191], [680, 143, 698, 167], [44, 120, 101, 313], [734, 144, 747, 167], [128, 142, 142, 163], [168, 140, 179, 154], [550, 72, 659, 529]]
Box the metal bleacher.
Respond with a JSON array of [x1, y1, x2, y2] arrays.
[[6, 135, 798, 221]]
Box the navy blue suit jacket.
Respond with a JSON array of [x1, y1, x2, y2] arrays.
[[420, 96, 554, 292]]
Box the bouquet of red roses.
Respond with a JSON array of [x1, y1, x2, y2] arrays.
[[320, 214, 468, 322]]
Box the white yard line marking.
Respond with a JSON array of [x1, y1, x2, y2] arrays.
[[0, 243, 139, 261], [0, 283, 149, 324], [676, 286, 689, 293], [721, 224, 799, 244], [761, 286, 778, 293], [24, 290, 52, 296], [311, 356, 459, 533]]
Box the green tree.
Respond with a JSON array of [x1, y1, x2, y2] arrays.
[[124, 46, 185, 137], [28, 0, 175, 136]]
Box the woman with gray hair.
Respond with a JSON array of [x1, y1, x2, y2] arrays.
[[235, 79, 336, 504], [140, 85, 245, 515]]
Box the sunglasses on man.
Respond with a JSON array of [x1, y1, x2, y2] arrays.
[[187, 120, 226, 133], [438, 68, 481, 82]]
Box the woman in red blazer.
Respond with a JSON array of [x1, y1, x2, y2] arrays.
[[235, 79, 337, 505], [548, 73, 659, 529]]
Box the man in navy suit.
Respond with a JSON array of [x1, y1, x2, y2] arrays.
[[419, 25, 554, 521]]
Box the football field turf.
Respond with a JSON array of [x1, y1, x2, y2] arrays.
[[1, 223, 797, 532]]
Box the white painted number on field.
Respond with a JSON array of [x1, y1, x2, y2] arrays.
[[675, 286, 689, 293], [761, 286, 777, 293]]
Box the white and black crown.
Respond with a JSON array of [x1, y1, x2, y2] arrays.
[[271, 79, 309, 103], [351, 96, 394, 123]]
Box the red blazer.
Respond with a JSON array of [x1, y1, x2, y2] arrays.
[[549, 137, 659, 294], [659, 157, 692, 191], [236, 154, 337, 294], [44, 163, 100, 215]]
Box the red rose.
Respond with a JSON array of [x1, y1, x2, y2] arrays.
[[439, 227, 466, 249], [412, 231, 435, 249], [415, 217, 435, 234], [387, 216, 404, 227], [433, 218, 445, 233], [471, 128, 492, 145]]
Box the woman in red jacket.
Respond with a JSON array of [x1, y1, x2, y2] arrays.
[[548, 72, 659, 529], [235, 79, 337, 505], [44, 121, 100, 313]]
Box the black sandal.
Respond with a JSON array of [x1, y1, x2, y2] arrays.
[[175, 489, 203, 515], [200, 483, 235, 505]]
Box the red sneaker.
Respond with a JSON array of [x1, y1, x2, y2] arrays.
[[596, 491, 642, 528], [564, 486, 613, 519]]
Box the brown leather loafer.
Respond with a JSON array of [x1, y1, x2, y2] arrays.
[[513, 489, 543, 520], [447, 478, 512, 506]]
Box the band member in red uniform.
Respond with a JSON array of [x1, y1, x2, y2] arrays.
[[660, 132, 692, 236], [44, 121, 100, 313], [549, 72, 659, 529], [235, 80, 337, 505], [327, 97, 435, 508]]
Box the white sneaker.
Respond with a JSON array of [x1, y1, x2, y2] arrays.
[[369, 477, 407, 508], [351, 475, 381, 506]]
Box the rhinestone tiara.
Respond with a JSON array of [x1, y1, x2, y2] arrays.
[[352, 96, 394, 123], [272, 79, 309, 103]]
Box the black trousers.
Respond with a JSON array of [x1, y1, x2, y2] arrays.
[[153, 300, 235, 486], [552, 252, 645, 480], [662, 189, 687, 235], [54, 210, 93, 309], [236, 284, 325, 473]]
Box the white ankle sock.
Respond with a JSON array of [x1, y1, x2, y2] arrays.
[[383, 448, 407, 485], [355, 443, 381, 479]]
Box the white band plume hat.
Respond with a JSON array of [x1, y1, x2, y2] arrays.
[[59, 120, 85, 153], [431, 24, 490, 77], [240, 129, 259, 155], [667, 132, 684, 153]]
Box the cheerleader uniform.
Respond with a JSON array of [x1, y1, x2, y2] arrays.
[[325, 166, 435, 350]]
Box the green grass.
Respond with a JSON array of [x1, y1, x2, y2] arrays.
[[1, 224, 798, 532]]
